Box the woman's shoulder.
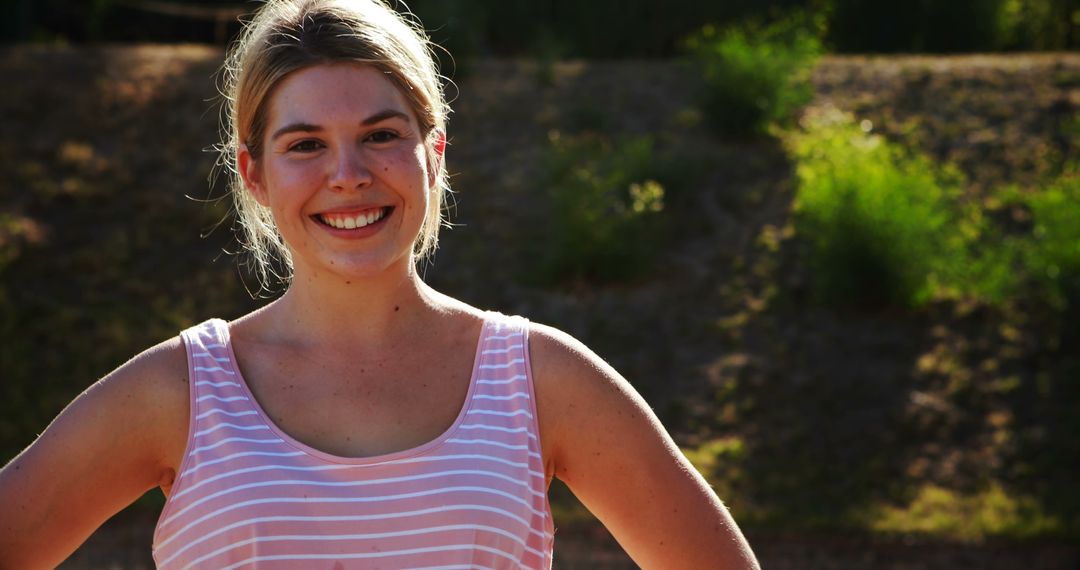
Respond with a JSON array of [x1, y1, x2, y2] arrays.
[[525, 321, 609, 381], [102, 328, 196, 479], [103, 332, 191, 437], [121, 333, 190, 393], [523, 321, 641, 446], [107, 321, 199, 393], [524, 320, 641, 412]]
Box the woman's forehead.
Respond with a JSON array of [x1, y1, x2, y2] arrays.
[[267, 63, 416, 128]]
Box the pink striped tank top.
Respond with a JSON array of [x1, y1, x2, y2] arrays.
[[152, 312, 554, 569]]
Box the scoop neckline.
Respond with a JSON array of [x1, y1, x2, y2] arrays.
[[210, 314, 489, 466]]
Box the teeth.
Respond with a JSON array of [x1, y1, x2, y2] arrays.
[[320, 208, 387, 230]]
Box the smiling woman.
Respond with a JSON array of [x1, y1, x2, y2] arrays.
[[238, 64, 437, 280], [223, 0, 451, 289], [0, 1, 760, 569]]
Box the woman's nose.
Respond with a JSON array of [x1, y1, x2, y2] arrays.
[[328, 146, 373, 191]]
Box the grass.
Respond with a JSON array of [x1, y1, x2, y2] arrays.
[[863, 482, 1064, 541], [683, 438, 1067, 542]]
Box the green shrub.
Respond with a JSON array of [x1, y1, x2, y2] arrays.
[[999, 163, 1080, 313], [685, 11, 823, 138], [992, 0, 1077, 51], [787, 107, 1017, 308], [532, 133, 669, 285]]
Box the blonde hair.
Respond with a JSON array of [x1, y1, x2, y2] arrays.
[[218, 0, 450, 288]]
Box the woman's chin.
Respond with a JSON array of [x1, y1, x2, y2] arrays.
[[301, 252, 414, 283]]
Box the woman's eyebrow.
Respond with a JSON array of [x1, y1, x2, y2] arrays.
[[270, 122, 321, 141], [270, 110, 410, 142], [361, 109, 410, 125]]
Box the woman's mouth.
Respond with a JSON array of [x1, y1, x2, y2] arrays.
[[314, 207, 392, 229]]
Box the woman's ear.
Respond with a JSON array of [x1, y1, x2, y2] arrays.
[[427, 129, 446, 190], [237, 144, 270, 207]]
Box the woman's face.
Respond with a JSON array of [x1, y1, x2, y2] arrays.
[[239, 63, 442, 281]]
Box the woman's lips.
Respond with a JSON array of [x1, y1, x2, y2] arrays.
[[314, 206, 392, 229]]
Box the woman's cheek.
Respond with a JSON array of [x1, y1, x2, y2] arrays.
[[272, 163, 320, 198]]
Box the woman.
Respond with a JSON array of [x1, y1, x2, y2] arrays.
[[0, 0, 760, 568]]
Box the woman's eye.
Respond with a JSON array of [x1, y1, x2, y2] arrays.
[[288, 140, 323, 152], [367, 131, 399, 144]]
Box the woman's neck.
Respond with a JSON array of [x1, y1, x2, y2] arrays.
[[254, 257, 449, 351]]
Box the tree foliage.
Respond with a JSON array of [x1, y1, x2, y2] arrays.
[[6, 0, 1074, 54]]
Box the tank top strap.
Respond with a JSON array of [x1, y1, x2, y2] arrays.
[[472, 312, 532, 410], [479, 312, 527, 358], [464, 312, 544, 466], [470, 312, 553, 558], [177, 319, 277, 461], [180, 319, 250, 415]]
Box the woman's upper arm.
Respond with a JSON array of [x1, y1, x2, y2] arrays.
[[0, 336, 189, 569], [529, 323, 759, 570]]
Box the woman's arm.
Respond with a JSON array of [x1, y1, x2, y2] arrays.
[[529, 323, 760, 569], [0, 337, 189, 569]]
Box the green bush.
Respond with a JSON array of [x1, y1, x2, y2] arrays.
[[999, 163, 1080, 313], [787, 107, 1017, 308], [1001, 0, 1080, 51], [532, 133, 669, 285], [685, 11, 823, 138]]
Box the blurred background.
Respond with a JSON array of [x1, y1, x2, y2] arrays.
[[1, 0, 1078, 568]]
